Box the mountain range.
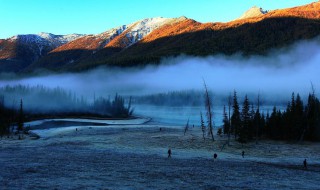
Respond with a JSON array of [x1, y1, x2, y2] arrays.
[[1, 2, 320, 73]]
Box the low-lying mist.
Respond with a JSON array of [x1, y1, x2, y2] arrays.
[[1, 38, 319, 110]]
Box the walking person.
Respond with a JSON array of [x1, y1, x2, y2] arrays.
[[242, 151, 245, 158], [213, 153, 217, 161], [168, 148, 172, 158], [303, 159, 307, 169]]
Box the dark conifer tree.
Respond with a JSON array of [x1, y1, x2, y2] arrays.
[[276, 109, 283, 139], [227, 94, 232, 145], [0, 96, 7, 137], [231, 90, 241, 139], [291, 92, 296, 114], [254, 107, 261, 143], [260, 112, 265, 137], [255, 93, 261, 143], [17, 99, 24, 132], [221, 91, 320, 141], [295, 94, 305, 141], [286, 93, 296, 140], [239, 95, 250, 143], [223, 105, 230, 135], [264, 111, 270, 138], [282, 101, 291, 140], [249, 104, 255, 140], [269, 107, 278, 139], [306, 93, 320, 141]]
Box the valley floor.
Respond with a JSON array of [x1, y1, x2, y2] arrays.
[[1, 121, 320, 189]]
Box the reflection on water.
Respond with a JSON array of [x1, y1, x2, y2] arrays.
[[134, 105, 222, 127], [134, 104, 285, 127], [25, 105, 286, 132]]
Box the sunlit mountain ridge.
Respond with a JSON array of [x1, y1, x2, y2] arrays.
[[0, 2, 319, 73]]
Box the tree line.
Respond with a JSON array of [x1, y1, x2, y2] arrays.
[[132, 90, 204, 106], [222, 90, 320, 143], [0, 95, 14, 137], [0, 85, 133, 116], [0, 85, 134, 137]]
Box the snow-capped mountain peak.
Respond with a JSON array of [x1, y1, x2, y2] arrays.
[[82, 16, 188, 50], [122, 16, 187, 46], [132, 17, 172, 32], [237, 6, 268, 20], [9, 32, 83, 46], [7, 32, 84, 57], [37, 32, 84, 44], [38, 32, 56, 39]]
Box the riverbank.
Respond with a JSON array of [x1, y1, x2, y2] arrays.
[[25, 112, 141, 123]]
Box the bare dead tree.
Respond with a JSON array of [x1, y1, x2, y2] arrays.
[[228, 93, 232, 146], [10, 98, 17, 136], [256, 92, 260, 145], [300, 82, 316, 142], [200, 112, 206, 141], [184, 118, 189, 135], [311, 81, 315, 96], [203, 80, 214, 141]]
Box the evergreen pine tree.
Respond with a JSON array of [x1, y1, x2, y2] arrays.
[[249, 104, 255, 140], [223, 105, 230, 135], [269, 106, 277, 139], [306, 93, 320, 141], [295, 94, 305, 141], [0, 96, 6, 137], [231, 90, 241, 139], [282, 101, 291, 140], [291, 92, 296, 114], [254, 108, 261, 143], [276, 109, 283, 139], [239, 95, 250, 143], [17, 99, 24, 132], [254, 93, 261, 143], [288, 93, 296, 139]]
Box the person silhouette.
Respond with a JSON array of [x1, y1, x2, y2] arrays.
[[213, 153, 218, 161], [303, 159, 307, 169], [242, 151, 245, 158], [168, 148, 172, 158]]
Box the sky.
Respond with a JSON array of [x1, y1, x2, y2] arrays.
[[0, 0, 317, 39]]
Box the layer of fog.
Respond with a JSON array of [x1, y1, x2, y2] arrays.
[[1, 38, 320, 106]]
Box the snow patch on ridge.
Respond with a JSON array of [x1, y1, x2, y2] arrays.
[[125, 17, 186, 46], [94, 25, 132, 49], [8, 33, 84, 56], [10, 32, 84, 47], [84, 16, 186, 49], [237, 6, 268, 20]]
